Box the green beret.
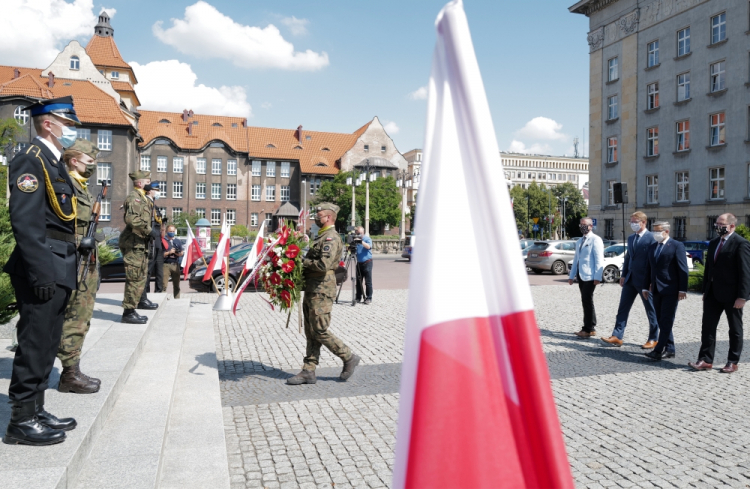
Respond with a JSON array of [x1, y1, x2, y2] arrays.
[[64, 138, 99, 160], [129, 170, 150, 181], [316, 202, 340, 214]]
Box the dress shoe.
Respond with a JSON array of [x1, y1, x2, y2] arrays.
[[136, 299, 158, 310], [35, 392, 77, 431], [286, 370, 317, 385], [662, 351, 676, 359], [3, 400, 66, 446], [641, 340, 657, 349], [687, 360, 713, 371], [720, 362, 739, 374], [121, 309, 147, 324], [644, 350, 662, 361], [575, 330, 596, 338], [341, 354, 361, 381], [58, 365, 100, 394], [363, 299, 371, 305], [601, 336, 623, 347]]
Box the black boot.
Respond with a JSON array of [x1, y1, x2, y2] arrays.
[[136, 299, 158, 310], [286, 370, 317, 385], [36, 392, 77, 431], [340, 354, 361, 381], [58, 365, 100, 394], [122, 309, 147, 324], [3, 399, 66, 446]]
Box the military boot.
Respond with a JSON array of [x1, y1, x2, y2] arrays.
[[58, 364, 100, 394], [3, 399, 66, 446], [136, 298, 158, 310], [80, 367, 101, 387], [286, 370, 317, 385], [340, 354, 361, 381], [122, 309, 147, 324], [35, 392, 77, 431]]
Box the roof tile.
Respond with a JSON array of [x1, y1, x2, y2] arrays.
[[85, 35, 131, 70]]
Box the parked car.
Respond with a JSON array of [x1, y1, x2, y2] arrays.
[[189, 255, 261, 293], [683, 240, 710, 265], [100, 239, 187, 281], [519, 239, 535, 250], [189, 242, 254, 274], [402, 236, 415, 261], [525, 240, 578, 275]]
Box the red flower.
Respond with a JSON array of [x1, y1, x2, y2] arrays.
[[280, 290, 291, 307], [285, 244, 300, 259], [270, 273, 282, 286], [278, 226, 290, 245], [283, 279, 295, 289], [271, 254, 279, 266], [281, 260, 295, 273]]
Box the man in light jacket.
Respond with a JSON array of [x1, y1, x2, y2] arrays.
[[568, 218, 605, 338]]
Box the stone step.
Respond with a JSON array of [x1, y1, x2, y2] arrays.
[[0, 293, 168, 489]]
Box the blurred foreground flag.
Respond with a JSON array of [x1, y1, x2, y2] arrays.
[[392, 2, 574, 488]]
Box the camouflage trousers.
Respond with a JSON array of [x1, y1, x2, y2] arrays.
[[57, 261, 98, 367], [162, 262, 181, 299], [302, 292, 352, 371], [121, 244, 148, 310]]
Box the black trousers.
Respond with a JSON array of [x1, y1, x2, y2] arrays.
[[142, 248, 164, 296], [652, 290, 678, 354], [9, 275, 71, 402], [356, 260, 373, 301], [698, 290, 744, 364], [577, 275, 597, 332]]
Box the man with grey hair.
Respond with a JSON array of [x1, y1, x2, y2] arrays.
[[642, 221, 688, 361], [568, 217, 604, 337]]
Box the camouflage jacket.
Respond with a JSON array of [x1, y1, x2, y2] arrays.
[[70, 178, 93, 240], [119, 188, 152, 246], [302, 226, 342, 295]]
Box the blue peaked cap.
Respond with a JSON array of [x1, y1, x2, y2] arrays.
[[23, 96, 81, 124]]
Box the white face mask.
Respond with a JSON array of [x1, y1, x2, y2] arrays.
[[652, 231, 665, 243], [630, 222, 641, 232]]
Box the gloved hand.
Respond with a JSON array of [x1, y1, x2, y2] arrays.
[[33, 283, 56, 301], [78, 236, 96, 253]]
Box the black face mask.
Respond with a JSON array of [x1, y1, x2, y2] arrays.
[[715, 224, 730, 236], [579, 224, 590, 235]]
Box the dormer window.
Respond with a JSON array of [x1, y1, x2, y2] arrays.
[[110, 71, 119, 80], [192, 121, 198, 125], [231, 123, 238, 128], [293, 145, 303, 150], [321, 147, 330, 152], [70, 56, 79, 70], [266, 143, 276, 148], [159, 119, 170, 124], [305, 135, 311, 140], [212, 122, 223, 127], [315, 162, 328, 167]]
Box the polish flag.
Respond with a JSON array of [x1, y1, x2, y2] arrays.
[[181, 223, 203, 281], [243, 226, 265, 272], [392, 2, 573, 488], [202, 215, 230, 282]]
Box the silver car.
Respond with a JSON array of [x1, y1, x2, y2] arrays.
[[525, 240, 578, 275]]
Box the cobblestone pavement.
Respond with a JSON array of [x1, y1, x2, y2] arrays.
[[209, 285, 750, 488]]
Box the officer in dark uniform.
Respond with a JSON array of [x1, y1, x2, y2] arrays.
[[3, 96, 84, 446], [140, 182, 164, 300]]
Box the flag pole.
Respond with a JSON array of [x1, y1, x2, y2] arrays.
[[233, 268, 246, 293], [224, 256, 230, 296]]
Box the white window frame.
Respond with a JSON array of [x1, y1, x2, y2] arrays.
[[265, 185, 275, 201], [607, 180, 615, 206], [227, 159, 237, 176], [647, 40, 659, 67], [210, 209, 221, 226], [608, 57, 618, 81], [251, 185, 261, 201], [157, 181, 167, 199], [227, 183, 237, 200], [647, 127, 659, 156], [711, 12, 726, 44], [676, 120, 690, 151], [677, 27, 690, 56], [607, 137, 618, 163], [140, 155, 151, 171], [211, 183, 221, 200], [97, 130, 112, 151], [677, 72, 690, 101], [265, 213, 272, 229], [676, 171, 689, 202], [195, 208, 205, 219], [710, 112, 726, 146], [251, 160, 261, 176], [99, 198, 111, 221], [646, 175, 659, 204], [251, 213, 258, 227], [172, 208, 182, 220], [212, 158, 222, 175], [280, 185, 290, 202], [110, 71, 119, 80], [709, 167, 725, 200], [196, 182, 206, 199], [607, 95, 618, 120], [710, 61, 725, 92], [157, 155, 167, 173], [96, 163, 111, 186], [266, 161, 276, 177], [13, 106, 29, 125], [647, 82, 659, 109], [173, 157, 184, 173], [196, 158, 206, 175], [172, 181, 183, 199], [70, 56, 80, 70], [76, 128, 90, 141], [280, 162, 290, 178], [226, 209, 236, 225]]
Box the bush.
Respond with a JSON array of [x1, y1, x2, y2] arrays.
[[735, 224, 750, 241], [98, 242, 117, 266], [232, 224, 250, 238], [688, 262, 704, 292]]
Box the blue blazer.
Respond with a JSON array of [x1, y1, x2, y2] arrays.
[[568, 233, 604, 282], [643, 238, 689, 295], [622, 231, 656, 289]]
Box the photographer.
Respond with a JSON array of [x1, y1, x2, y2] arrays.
[[355, 226, 373, 304]]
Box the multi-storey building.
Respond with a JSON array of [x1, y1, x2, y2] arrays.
[[501, 152, 589, 190], [571, 0, 750, 240]]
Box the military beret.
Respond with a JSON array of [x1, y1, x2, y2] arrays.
[[316, 202, 340, 214], [64, 138, 99, 160], [129, 170, 151, 181]]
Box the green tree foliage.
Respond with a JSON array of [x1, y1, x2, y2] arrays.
[[510, 181, 587, 239], [553, 182, 588, 238], [735, 224, 750, 241], [0, 117, 24, 151], [231, 224, 250, 237], [171, 211, 201, 232]]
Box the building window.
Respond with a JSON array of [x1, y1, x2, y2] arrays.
[[604, 219, 614, 240], [674, 217, 687, 240], [157, 207, 166, 218], [227, 183, 236, 200], [211, 209, 221, 226], [709, 112, 726, 146], [381, 145, 386, 152], [157, 156, 167, 173], [607, 137, 618, 163], [173, 157, 183, 173], [70, 56, 80, 70], [13, 106, 29, 125], [211, 183, 221, 200], [265, 213, 272, 229], [676, 120, 690, 151], [647, 218, 656, 231], [607, 180, 615, 205], [266, 161, 276, 177], [706, 215, 719, 239], [96, 163, 111, 186], [280, 162, 290, 178], [110, 71, 119, 80], [676, 171, 689, 202], [251, 185, 261, 201], [646, 175, 659, 204], [196, 182, 206, 199], [192, 208, 203, 219], [607, 95, 618, 120], [250, 213, 258, 227], [227, 159, 237, 176], [97, 130, 112, 151], [251, 160, 261, 176], [212, 158, 222, 175], [647, 40, 659, 67], [172, 208, 182, 219], [647, 82, 659, 109], [280, 185, 290, 201], [196, 158, 206, 174], [677, 72, 690, 101], [364, 144, 369, 152], [709, 167, 725, 200], [647, 127, 659, 156], [173, 181, 183, 198], [677, 27, 691, 56], [140, 155, 151, 171], [226, 209, 236, 225], [608, 57, 618, 81], [711, 12, 726, 44], [156, 181, 167, 198], [99, 198, 111, 221], [74, 128, 90, 141], [266, 185, 275, 201], [310, 178, 321, 195], [710, 61, 726, 92]]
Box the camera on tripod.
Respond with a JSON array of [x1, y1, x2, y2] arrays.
[[345, 226, 363, 251]]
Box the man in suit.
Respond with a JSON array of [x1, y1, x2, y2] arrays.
[[689, 213, 750, 373], [568, 218, 605, 338], [601, 212, 661, 348], [642, 221, 689, 361]]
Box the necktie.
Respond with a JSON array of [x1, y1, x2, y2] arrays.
[[633, 234, 640, 255], [655, 242, 664, 260], [714, 238, 725, 261]]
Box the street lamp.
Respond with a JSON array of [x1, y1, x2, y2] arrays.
[[562, 197, 568, 240], [395, 169, 411, 240], [358, 158, 376, 235]]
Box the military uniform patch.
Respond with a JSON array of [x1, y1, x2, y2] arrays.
[[61, 194, 67, 204], [323, 244, 331, 252], [325, 237, 332, 241], [16, 174, 39, 193]]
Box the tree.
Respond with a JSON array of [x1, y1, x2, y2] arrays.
[[552, 182, 588, 238], [231, 224, 250, 237], [171, 211, 201, 232], [315, 171, 355, 230], [510, 181, 587, 239]]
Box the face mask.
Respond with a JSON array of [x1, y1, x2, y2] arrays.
[[630, 222, 641, 232], [167, 232, 175, 238], [715, 224, 730, 236], [153, 193, 160, 200], [314, 217, 324, 227], [652, 231, 665, 243], [80, 163, 96, 179], [50, 120, 77, 148], [579, 224, 590, 235]]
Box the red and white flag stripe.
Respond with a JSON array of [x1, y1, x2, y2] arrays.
[[181, 223, 203, 281], [392, 2, 573, 488], [202, 214, 230, 282], [244, 226, 265, 272]]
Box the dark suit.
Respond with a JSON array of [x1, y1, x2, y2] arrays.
[[698, 233, 750, 364], [142, 206, 164, 296], [3, 138, 77, 402], [643, 238, 689, 355], [612, 231, 659, 340]]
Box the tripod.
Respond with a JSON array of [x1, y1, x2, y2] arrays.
[[335, 247, 360, 306]]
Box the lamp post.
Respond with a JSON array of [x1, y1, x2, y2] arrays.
[[359, 158, 375, 235], [346, 174, 355, 228], [396, 169, 410, 240], [562, 197, 568, 240]]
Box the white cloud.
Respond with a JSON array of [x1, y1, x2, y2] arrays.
[[408, 86, 428, 100], [101, 7, 116, 17], [261, 102, 272, 110], [514, 117, 567, 141], [508, 140, 552, 155], [383, 121, 400, 135], [281, 16, 309, 36], [153, 1, 329, 71], [130, 60, 252, 117], [0, 0, 110, 67]]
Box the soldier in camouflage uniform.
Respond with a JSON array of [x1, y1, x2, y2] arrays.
[[287, 203, 360, 385], [57, 139, 102, 394], [119, 171, 154, 324]]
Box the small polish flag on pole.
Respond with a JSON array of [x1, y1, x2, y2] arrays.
[[243, 226, 265, 273], [181, 223, 203, 281], [202, 214, 230, 282], [392, 2, 574, 488]]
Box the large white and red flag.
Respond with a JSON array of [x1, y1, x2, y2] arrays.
[[202, 215, 230, 282], [392, 2, 573, 488], [243, 226, 265, 272], [181, 223, 204, 280]]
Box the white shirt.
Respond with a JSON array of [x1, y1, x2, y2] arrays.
[[35, 136, 61, 161]]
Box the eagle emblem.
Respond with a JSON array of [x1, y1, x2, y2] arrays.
[[16, 174, 39, 193]]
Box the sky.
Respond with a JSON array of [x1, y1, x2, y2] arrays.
[[0, 0, 591, 157]]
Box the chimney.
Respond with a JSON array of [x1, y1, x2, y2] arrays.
[[47, 72, 55, 88], [182, 109, 189, 122], [13, 68, 20, 79], [187, 123, 193, 136], [242, 118, 247, 128], [296, 125, 303, 142], [188, 109, 194, 118]]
